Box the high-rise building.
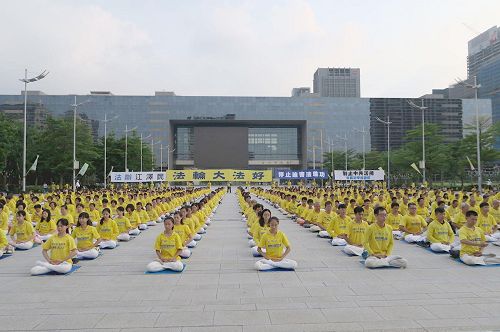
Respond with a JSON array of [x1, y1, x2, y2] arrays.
[[291, 87, 311, 97], [467, 26, 500, 147], [467, 26, 500, 78], [313, 68, 360, 97]]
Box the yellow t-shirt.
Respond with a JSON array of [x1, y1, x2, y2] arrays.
[[154, 232, 182, 261], [89, 209, 100, 222], [319, 211, 335, 229], [427, 220, 454, 244], [453, 212, 467, 229], [0, 211, 9, 231], [387, 213, 402, 231], [490, 207, 500, 224], [114, 216, 132, 234], [347, 221, 369, 246], [173, 224, 192, 244], [477, 213, 496, 234], [96, 219, 119, 240], [401, 214, 427, 234], [258, 230, 290, 259], [126, 211, 141, 228], [363, 223, 394, 256], [0, 230, 8, 248], [459, 226, 485, 256], [9, 221, 34, 242], [71, 226, 100, 250], [328, 215, 352, 237], [59, 213, 75, 226], [35, 220, 57, 235], [42, 233, 77, 264]]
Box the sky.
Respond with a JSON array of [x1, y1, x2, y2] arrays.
[[0, 0, 499, 97]]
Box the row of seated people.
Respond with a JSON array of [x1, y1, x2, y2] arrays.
[[0, 188, 226, 274], [258, 188, 500, 267], [237, 189, 298, 271]]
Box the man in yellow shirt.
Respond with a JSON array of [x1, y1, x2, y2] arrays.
[[387, 202, 403, 239], [328, 204, 352, 245], [477, 202, 500, 242], [399, 203, 427, 243], [306, 202, 323, 232], [459, 210, 500, 266], [343, 207, 368, 256], [363, 206, 407, 269], [427, 207, 455, 253]]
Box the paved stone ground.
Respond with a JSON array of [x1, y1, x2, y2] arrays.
[[2, 191, 500, 331]]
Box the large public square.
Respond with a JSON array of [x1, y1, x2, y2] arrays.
[[3, 189, 500, 332]]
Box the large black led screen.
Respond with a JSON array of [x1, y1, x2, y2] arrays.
[[193, 126, 248, 168]]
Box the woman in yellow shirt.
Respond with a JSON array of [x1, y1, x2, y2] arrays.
[[146, 203, 161, 225], [96, 208, 119, 249], [30, 218, 77, 275], [173, 212, 194, 258], [255, 217, 297, 271], [250, 209, 271, 257], [115, 207, 132, 241], [72, 212, 101, 259], [0, 229, 13, 257], [34, 209, 57, 243], [125, 204, 141, 235], [146, 216, 184, 272], [9, 211, 35, 250]]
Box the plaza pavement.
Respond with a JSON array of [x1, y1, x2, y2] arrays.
[[2, 191, 500, 331]]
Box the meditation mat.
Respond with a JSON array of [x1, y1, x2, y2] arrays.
[[144, 263, 186, 274], [452, 257, 500, 267], [34, 265, 81, 276], [0, 253, 13, 260], [259, 266, 296, 272]]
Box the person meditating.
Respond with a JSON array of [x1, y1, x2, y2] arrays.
[[146, 216, 184, 272], [255, 216, 297, 271], [30, 219, 77, 275], [459, 210, 500, 266], [363, 207, 407, 269], [427, 207, 455, 253]]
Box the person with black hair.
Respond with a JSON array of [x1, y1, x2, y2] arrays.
[[250, 209, 271, 256], [146, 216, 184, 272], [96, 208, 118, 249], [125, 204, 141, 236], [427, 207, 455, 252], [255, 217, 297, 271], [0, 203, 8, 235], [173, 212, 194, 258], [30, 218, 77, 275], [35, 209, 57, 243], [400, 203, 427, 243], [72, 212, 101, 259], [343, 206, 368, 256], [459, 210, 500, 265], [115, 207, 132, 241], [363, 207, 407, 269], [329, 204, 352, 245], [477, 202, 500, 241], [9, 210, 35, 250]]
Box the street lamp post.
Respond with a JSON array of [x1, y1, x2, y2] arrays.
[[70, 97, 91, 192], [408, 99, 428, 185], [151, 139, 161, 171], [124, 125, 137, 172], [165, 145, 175, 171], [102, 114, 118, 188], [335, 133, 348, 171], [140, 133, 152, 172], [456, 76, 483, 193], [19, 69, 49, 192], [376, 117, 392, 189], [353, 127, 367, 187]]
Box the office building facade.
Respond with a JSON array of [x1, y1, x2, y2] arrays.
[[0, 93, 491, 170], [313, 68, 361, 97]]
